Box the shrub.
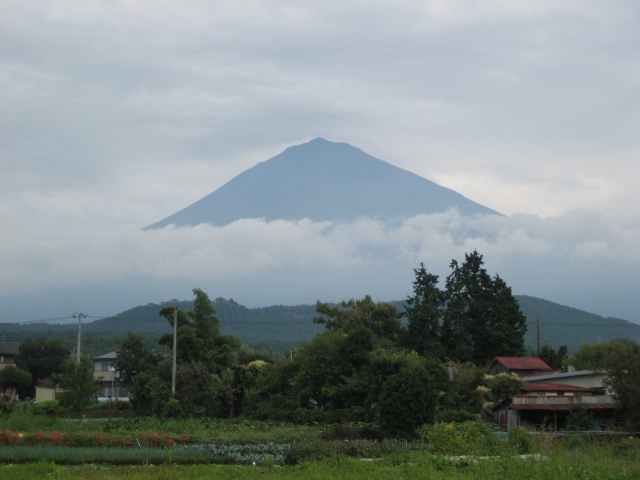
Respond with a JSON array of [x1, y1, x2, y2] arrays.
[[508, 426, 537, 454], [420, 420, 502, 456], [377, 365, 438, 438]]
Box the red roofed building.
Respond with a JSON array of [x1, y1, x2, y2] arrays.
[[489, 357, 554, 378]]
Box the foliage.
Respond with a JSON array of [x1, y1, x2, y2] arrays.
[[377, 362, 439, 438], [442, 250, 527, 364], [158, 288, 241, 374], [420, 420, 502, 456], [0, 366, 32, 392], [603, 342, 640, 429], [538, 344, 568, 370], [438, 362, 487, 421], [571, 339, 634, 371], [53, 354, 100, 412], [314, 295, 404, 347], [284, 438, 419, 465], [483, 372, 523, 406], [567, 399, 593, 431], [113, 333, 158, 387], [15, 338, 70, 384], [402, 262, 445, 358]]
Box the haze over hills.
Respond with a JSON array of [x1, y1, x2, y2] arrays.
[[1, 295, 638, 356], [146, 137, 502, 229]]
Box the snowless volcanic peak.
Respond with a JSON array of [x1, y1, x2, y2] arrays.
[[145, 137, 501, 229]]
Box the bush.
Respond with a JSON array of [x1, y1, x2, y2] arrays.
[[508, 426, 537, 454], [420, 420, 503, 456], [377, 366, 438, 438], [30, 400, 63, 416]]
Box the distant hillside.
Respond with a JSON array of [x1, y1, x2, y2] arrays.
[[2, 295, 638, 356], [146, 137, 501, 229]]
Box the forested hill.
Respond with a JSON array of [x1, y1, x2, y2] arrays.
[[1, 296, 638, 355]]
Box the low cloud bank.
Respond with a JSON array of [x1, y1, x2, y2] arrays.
[[1, 210, 638, 322]]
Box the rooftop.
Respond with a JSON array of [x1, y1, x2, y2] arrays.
[[492, 357, 553, 371]]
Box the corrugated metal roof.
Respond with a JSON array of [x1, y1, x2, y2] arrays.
[[511, 403, 616, 411], [522, 370, 601, 382], [522, 383, 597, 392], [0, 342, 19, 356], [493, 357, 553, 371]]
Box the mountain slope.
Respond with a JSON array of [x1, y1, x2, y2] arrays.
[[146, 137, 501, 229], [2, 295, 630, 356]]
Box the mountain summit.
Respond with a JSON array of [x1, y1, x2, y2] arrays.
[[145, 138, 501, 229]]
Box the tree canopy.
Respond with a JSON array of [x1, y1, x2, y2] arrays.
[[16, 338, 70, 382]]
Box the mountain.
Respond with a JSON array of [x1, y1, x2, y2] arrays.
[[145, 137, 501, 229], [3, 295, 638, 356]]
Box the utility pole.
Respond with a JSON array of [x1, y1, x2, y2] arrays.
[[73, 313, 87, 363], [535, 314, 544, 354], [171, 309, 177, 397]]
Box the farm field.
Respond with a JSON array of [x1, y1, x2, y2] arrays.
[[3, 410, 640, 479]]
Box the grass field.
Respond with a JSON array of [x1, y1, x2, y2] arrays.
[[3, 446, 640, 480]]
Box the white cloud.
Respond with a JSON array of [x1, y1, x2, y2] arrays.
[[1, 210, 638, 322]]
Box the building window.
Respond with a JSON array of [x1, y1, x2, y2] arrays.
[[102, 363, 114, 372]]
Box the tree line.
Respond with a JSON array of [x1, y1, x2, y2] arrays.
[[4, 250, 640, 436]]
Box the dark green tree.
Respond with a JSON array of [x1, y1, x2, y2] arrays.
[[402, 263, 445, 358], [314, 295, 403, 348], [538, 344, 568, 370], [441, 250, 527, 365], [377, 362, 439, 437], [570, 339, 633, 371], [15, 338, 70, 382], [113, 332, 158, 387], [603, 342, 640, 430], [54, 354, 100, 412], [0, 365, 32, 399], [158, 288, 240, 373]]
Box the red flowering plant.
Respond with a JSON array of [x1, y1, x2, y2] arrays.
[[0, 430, 197, 448]]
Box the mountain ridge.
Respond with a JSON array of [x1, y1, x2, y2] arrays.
[[3, 295, 637, 356]]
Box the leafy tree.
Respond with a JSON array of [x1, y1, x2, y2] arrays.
[[314, 295, 403, 348], [441, 250, 527, 364], [129, 360, 171, 416], [438, 362, 487, 422], [570, 339, 633, 371], [158, 288, 241, 373], [0, 365, 32, 398], [377, 363, 439, 437], [113, 332, 158, 387], [603, 342, 640, 430], [54, 354, 100, 412], [15, 338, 70, 382], [538, 344, 568, 370], [402, 263, 445, 358]]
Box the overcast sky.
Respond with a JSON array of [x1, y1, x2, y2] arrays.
[[1, 1, 639, 325]]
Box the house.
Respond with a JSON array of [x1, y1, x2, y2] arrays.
[[491, 356, 617, 430], [91, 351, 129, 401], [489, 357, 555, 378], [494, 392, 616, 431], [0, 342, 20, 400]]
